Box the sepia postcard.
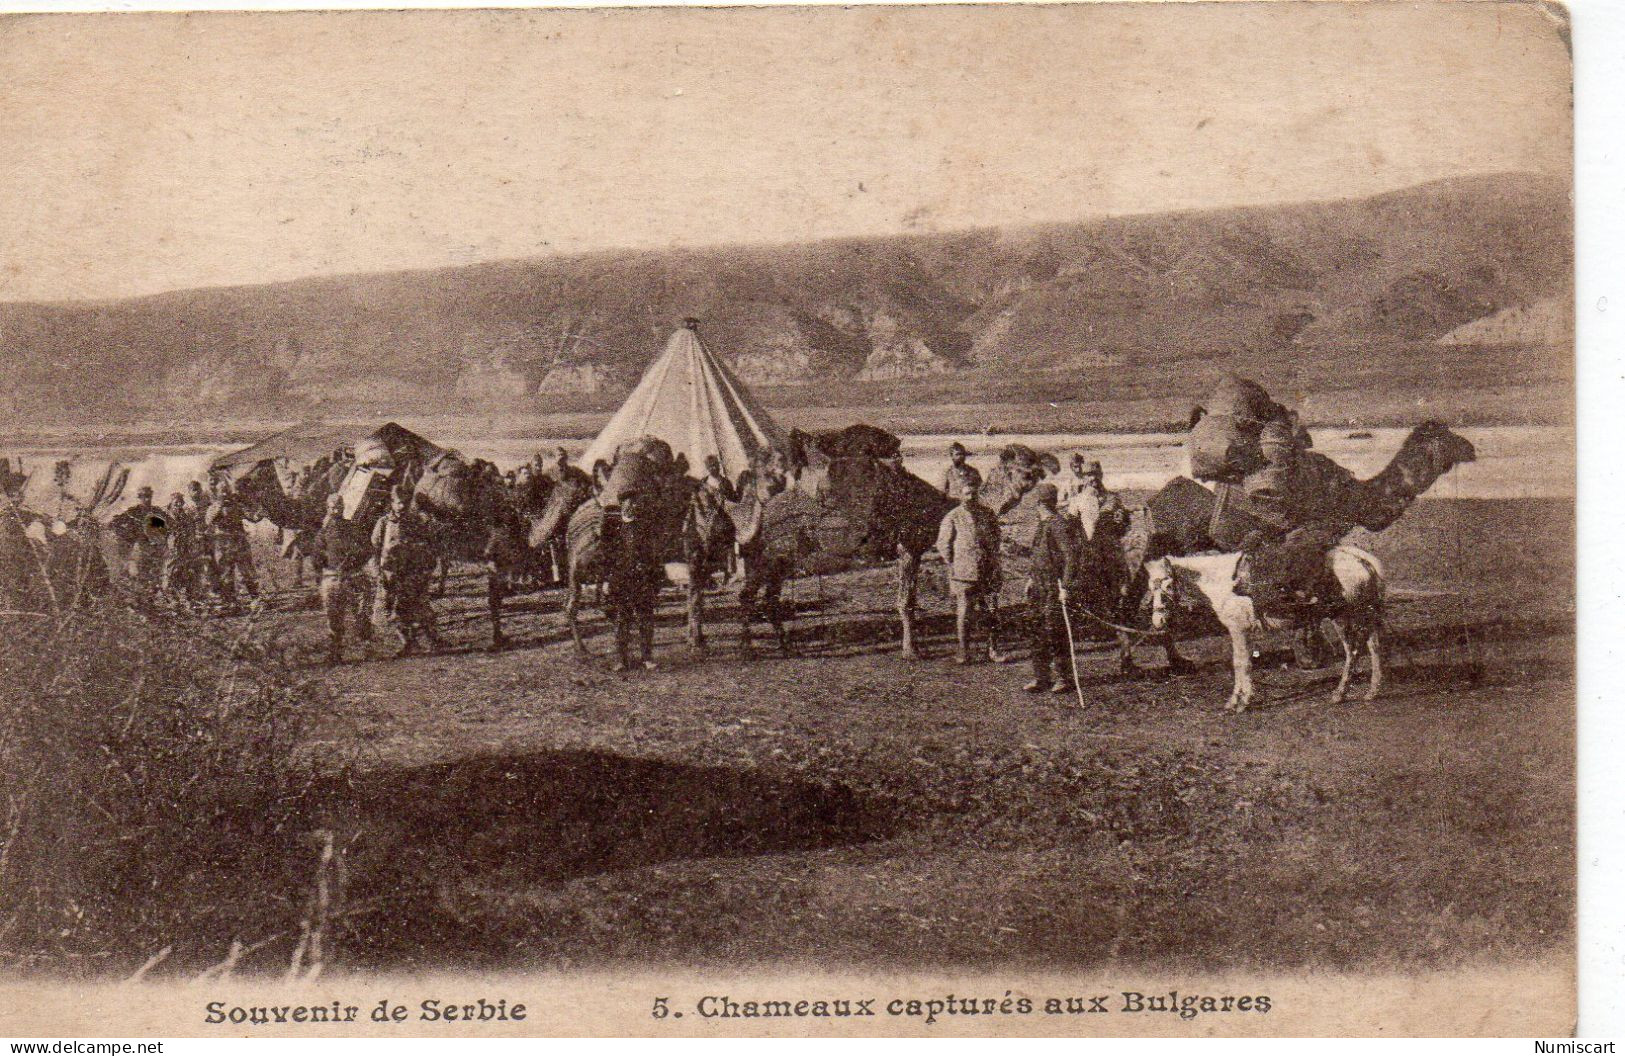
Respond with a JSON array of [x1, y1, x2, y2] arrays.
[[0, 0, 1577, 1039]]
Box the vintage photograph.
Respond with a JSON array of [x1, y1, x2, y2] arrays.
[[0, 0, 1575, 1037]]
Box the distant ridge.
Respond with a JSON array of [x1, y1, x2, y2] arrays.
[[0, 172, 1570, 422]]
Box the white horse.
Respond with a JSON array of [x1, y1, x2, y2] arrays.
[[1144, 545, 1385, 713]]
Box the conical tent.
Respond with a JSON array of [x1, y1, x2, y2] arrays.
[[583, 323, 787, 480]]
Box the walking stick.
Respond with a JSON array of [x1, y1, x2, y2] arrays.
[[1057, 580, 1087, 710]]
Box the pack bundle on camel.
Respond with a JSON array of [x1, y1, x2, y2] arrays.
[[555, 437, 710, 656], [728, 430, 954, 659], [410, 449, 534, 649]]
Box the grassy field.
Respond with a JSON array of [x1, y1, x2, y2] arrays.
[[156, 496, 1573, 977]]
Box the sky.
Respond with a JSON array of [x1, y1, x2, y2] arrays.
[[0, 1, 1573, 303]]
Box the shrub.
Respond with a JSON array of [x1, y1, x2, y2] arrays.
[[0, 602, 339, 976]]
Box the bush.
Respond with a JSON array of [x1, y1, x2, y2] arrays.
[[0, 602, 339, 976]]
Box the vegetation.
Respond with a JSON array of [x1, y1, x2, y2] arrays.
[[0, 601, 343, 977]]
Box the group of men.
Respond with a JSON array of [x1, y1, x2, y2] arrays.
[[936, 441, 1129, 695], [116, 476, 259, 612], [309, 487, 443, 664]]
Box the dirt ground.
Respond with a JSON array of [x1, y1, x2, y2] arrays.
[[236, 497, 1573, 975]]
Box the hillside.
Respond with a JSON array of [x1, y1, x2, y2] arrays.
[[0, 172, 1571, 424]]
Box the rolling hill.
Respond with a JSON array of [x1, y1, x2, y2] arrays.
[[0, 172, 1571, 425]]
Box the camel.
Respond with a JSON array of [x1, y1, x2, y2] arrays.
[[729, 454, 954, 659], [556, 438, 712, 656], [1145, 545, 1385, 712], [1118, 420, 1475, 674], [410, 451, 534, 649]]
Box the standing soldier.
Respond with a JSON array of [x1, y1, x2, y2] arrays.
[[117, 485, 168, 607], [205, 479, 259, 611], [161, 491, 199, 608], [372, 489, 443, 656], [185, 480, 218, 600], [313, 493, 375, 664], [941, 442, 982, 501], [694, 454, 739, 582], [603, 491, 664, 673], [935, 475, 1006, 664], [1066, 458, 1130, 546], [547, 446, 593, 490], [1024, 483, 1084, 695]]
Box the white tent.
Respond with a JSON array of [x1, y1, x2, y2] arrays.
[[583, 321, 787, 480]]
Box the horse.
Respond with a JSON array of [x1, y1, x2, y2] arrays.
[[1144, 545, 1386, 713]]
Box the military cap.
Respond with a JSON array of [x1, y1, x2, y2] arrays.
[[948, 441, 968, 456], [1082, 460, 1104, 477]]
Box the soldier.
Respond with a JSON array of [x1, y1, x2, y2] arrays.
[[603, 490, 664, 673], [692, 454, 739, 582], [1024, 483, 1084, 695], [1, 458, 45, 611], [117, 485, 168, 606], [205, 479, 259, 611], [372, 489, 443, 656], [547, 446, 593, 491], [941, 442, 982, 501], [161, 491, 199, 607], [184, 480, 219, 598], [312, 493, 375, 663], [935, 475, 1006, 664]]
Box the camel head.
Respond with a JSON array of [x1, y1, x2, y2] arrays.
[[1395, 421, 1477, 493]]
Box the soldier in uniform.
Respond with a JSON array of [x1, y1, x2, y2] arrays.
[[371, 489, 443, 656], [693, 454, 739, 582], [935, 475, 1006, 664], [312, 493, 375, 663], [603, 490, 664, 673], [161, 491, 199, 608], [1, 458, 45, 611], [205, 479, 259, 611], [117, 485, 168, 607], [1024, 483, 1084, 694], [184, 480, 218, 599], [941, 442, 982, 501], [548, 446, 593, 491]]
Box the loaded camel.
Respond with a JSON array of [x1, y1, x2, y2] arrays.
[[1122, 420, 1476, 692], [728, 447, 954, 659]]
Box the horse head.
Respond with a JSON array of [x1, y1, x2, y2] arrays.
[[1145, 557, 1179, 631]]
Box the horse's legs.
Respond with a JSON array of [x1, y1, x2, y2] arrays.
[[1328, 618, 1355, 705], [1117, 632, 1140, 677], [486, 565, 508, 650], [1364, 625, 1383, 702], [738, 571, 759, 657], [897, 549, 922, 660], [567, 571, 589, 657], [1227, 621, 1254, 712]]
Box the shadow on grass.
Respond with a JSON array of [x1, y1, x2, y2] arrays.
[[322, 748, 896, 969]]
